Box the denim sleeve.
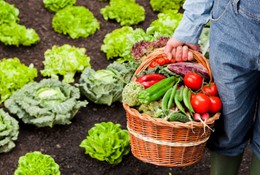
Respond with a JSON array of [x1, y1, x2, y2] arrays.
[[173, 0, 214, 44]]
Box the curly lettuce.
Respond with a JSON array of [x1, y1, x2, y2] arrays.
[[0, 0, 19, 25], [43, 0, 76, 12], [101, 26, 152, 62], [0, 109, 19, 153], [52, 6, 100, 39], [0, 22, 40, 46], [100, 0, 145, 26], [14, 151, 60, 175], [80, 122, 130, 165], [150, 0, 185, 12], [146, 10, 183, 39], [4, 78, 88, 127], [0, 57, 38, 103], [41, 44, 91, 83]]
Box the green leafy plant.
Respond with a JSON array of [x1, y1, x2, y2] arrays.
[[0, 22, 40, 46], [78, 61, 139, 106], [43, 0, 76, 12], [0, 1, 40, 46], [146, 10, 183, 39], [0, 109, 19, 153], [14, 151, 60, 175], [101, 26, 152, 62], [100, 0, 145, 26], [150, 0, 185, 12], [80, 122, 130, 165], [0, 0, 20, 25], [0, 57, 38, 103], [4, 78, 88, 127], [52, 6, 100, 39], [41, 44, 91, 83]]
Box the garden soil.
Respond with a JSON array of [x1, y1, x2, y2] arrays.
[[0, 0, 253, 175]]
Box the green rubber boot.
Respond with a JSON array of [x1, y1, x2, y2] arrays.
[[210, 152, 243, 175], [250, 154, 260, 175]]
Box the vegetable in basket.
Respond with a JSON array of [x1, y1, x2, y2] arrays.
[[0, 109, 19, 153], [80, 122, 130, 165], [14, 151, 60, 175], [137, 76, 179, 104], [136, 73, 166, 88], [4, 78, 88, 127], [122, 81, 144, 107]]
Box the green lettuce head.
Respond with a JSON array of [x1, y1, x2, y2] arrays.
[[80, 122, 130, 165], [14, 151, 60, 175]]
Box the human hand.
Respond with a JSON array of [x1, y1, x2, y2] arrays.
[[164, 38, 200, 62]]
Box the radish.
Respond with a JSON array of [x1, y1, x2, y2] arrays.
[[193, 113, 214, 133]]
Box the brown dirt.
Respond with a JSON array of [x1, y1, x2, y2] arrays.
[[0, 0, 252, 174]]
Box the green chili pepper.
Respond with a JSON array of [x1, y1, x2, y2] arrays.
[[138, 76, 178, 104]]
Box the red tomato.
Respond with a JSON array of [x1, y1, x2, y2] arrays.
[[191, 93, 211, 114], [155, 57, 166, 66], [208, 96, 222, 113], [202, 83, 218, 96], [149, 60, 158, 68], [184, 72, 203, 91]]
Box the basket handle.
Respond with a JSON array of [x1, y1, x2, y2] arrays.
[[133, 47, 213, 82]]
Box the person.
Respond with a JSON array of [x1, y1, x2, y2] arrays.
[[164, 0, 260, 175]]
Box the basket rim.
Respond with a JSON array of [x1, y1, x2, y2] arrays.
[[123, 102, 220, 129]]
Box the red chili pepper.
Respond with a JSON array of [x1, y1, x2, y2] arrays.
[[136, 73, 166, 88]]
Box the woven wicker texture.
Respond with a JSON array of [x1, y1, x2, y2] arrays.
[[123, 47, 220, 167]]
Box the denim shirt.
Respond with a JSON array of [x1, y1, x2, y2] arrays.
[[173, 0, 214, 44]]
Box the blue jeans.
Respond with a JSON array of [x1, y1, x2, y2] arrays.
[[207, 0, 260, 157]]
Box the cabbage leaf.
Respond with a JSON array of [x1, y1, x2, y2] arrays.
[[0, 109, 19, 153], [78, 61, 139, 106], [4, 79, 88, 127]]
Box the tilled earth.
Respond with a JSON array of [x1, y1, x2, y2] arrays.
[[0, 0, 252, 174]]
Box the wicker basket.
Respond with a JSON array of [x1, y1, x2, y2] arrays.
[[123, 47, 220, 167]]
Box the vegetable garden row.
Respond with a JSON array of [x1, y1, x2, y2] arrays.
[[1, 0, 250, 175]]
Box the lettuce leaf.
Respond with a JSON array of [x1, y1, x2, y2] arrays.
[[0, 57, 38, 103], [146, 10, 183, 39], [41, 44, 91, 83], [0, 22, 40, 46], [14, 151, 60, 175], [43, 0, 76, 12], [101, 26, 152, 62], [150, 0, 185, 12], [52, 6, 100, 39], [0, 0, 20, 25], [0, 109, 19, 153], [80, 122, 130, 165], [100, 0, 145, 26], [4, 79, 88, 127]]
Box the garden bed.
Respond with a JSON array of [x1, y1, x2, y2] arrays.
[[0, 0, 252, 174]]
